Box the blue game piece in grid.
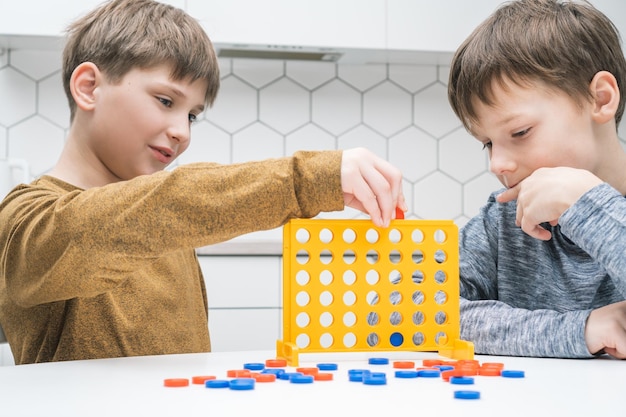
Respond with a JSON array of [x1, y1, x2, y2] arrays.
[[389, 332, 404, 347]]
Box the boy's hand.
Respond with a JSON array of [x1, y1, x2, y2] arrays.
[[341, 148, 407, 228], [496, 167, 602, 240], [585, 300, 626, 359]]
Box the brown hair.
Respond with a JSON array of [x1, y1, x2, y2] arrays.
[[62, 0, 220, 122], [448, 0, 626, 132]]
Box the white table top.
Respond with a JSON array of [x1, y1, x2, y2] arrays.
[[1, 349, 623, 417]]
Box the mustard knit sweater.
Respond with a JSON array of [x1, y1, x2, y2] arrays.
[[0, 151, 343, 364]]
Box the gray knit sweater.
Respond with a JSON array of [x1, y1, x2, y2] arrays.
[[459, 183, 626, 358]]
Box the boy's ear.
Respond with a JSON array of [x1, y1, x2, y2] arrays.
[[70, 62, 101, 112], [589, 70, 620, 124]]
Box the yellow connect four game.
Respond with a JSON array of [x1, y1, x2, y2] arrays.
[[277, 218, 474, 366]]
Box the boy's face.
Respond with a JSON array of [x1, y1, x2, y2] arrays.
[[88, 65, 207, 181], [470, 78, 601, 189]]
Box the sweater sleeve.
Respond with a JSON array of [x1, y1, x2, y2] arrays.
[[458, 191, 597, 358], [1, 151, 344, 307], [559, 183, 626, 297], [460, 298, 594, 358]]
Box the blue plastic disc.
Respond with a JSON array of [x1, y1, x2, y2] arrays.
[[349, 373, 367, 382], [262, 368, 283, 374], [348, 369, 371, 382], [389, 332, 404, 347], [450, 376, 475, 385], [368, 357, 390, 365], [454, 390, 481, 400], [261, 368, 285, 377], [205, 379, 230, 389], [243, 362, 265, 371], [229, 378, 255, 390], [290, 374, 315, 384], [317, 363, 338, 371], [501, 370, 525, 378], [417, 369, 441, 378], [395, 370, 419, 379], [279, 372, 303, 381], [363, 373, 387, 385]]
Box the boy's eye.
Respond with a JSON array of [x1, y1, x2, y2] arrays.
[[512, 127, 531, 137], [158, 97, 172, 107], [189, 113, 198, 123], [482, 141, 492, 150]]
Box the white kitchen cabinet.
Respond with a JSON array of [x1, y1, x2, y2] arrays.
[[198, 255, 283, 352], [188, 0, 386, 50], [0, 343, 14, 366], [387, 0, 626, 56], [1, 0, 102, 38], [2, 0, 384, 49], [0, 0, 185, 39], [387, 0, 505, 54], [199, 255, 281, 308], [208, 308, 280, 352]]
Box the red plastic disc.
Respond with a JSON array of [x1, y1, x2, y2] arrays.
[[164, 378, 189, 387]]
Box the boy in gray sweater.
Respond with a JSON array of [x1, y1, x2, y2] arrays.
[[448, 0, 626, 358]]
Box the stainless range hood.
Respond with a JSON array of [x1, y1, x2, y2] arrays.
[[217, 45, 342, 62], [215, 42, 453, 65]]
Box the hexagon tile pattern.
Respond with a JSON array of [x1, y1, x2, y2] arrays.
[[4, 51, 624, 229]]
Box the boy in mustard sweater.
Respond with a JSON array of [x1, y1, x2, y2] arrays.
[[0, 0, 406, 364]]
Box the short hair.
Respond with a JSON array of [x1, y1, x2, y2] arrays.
[[62, 0, 220, 122], [448, 0, 626, 132]]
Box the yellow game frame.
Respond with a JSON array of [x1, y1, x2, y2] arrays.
[[277, 218, 474, 366]]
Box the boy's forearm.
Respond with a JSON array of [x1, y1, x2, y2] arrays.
[[460, 298, 594, 358]]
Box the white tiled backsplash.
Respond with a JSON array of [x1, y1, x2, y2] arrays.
[[0, 49, 509, 232]]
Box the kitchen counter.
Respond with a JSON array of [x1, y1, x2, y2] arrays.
[[196, 240, 282, 256], [196, 228, 284, 255]]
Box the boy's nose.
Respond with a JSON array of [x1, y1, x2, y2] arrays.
[[168, 116, 191, 144], [488, 147, 516, 176]]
